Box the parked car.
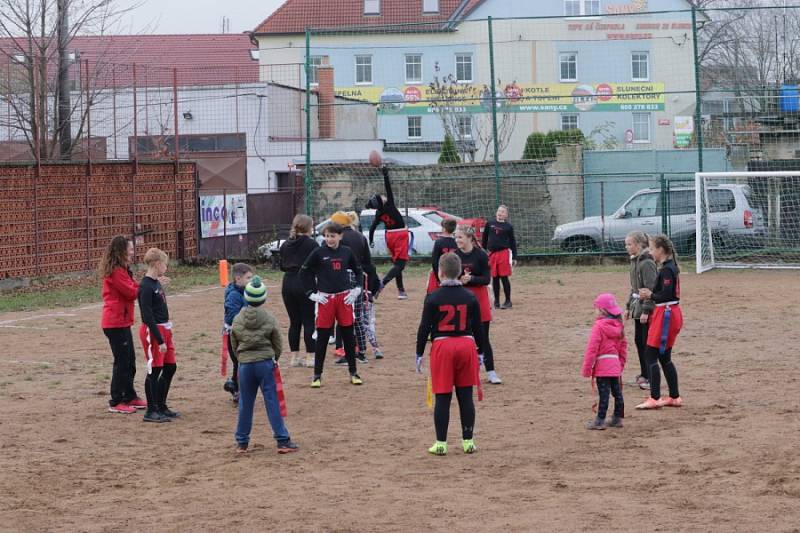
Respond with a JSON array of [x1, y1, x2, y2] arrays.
[[260, 208, 485, 264], [551, 184, 766, 253]]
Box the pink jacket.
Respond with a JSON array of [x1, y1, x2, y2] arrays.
[[581, 317, 628, 378]]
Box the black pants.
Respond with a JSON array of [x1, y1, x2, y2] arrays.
[[481, 322, 495, 372], [314, 326, 357, 377], [645, 346, 679, 400], [595, 377, 624, 419], [104, 327, 138, 406], [382, 259, 406, 291], [492, 276, 511, 303], [226, 334, 239, 390], [282, 273, 316, 353], [634, 318, 650, 379], [434, 387, 475, 442]]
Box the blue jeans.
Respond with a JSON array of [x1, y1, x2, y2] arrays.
[[235, 359, 290, 446]]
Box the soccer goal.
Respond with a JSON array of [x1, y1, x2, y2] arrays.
[[695, 171, 800, 273]]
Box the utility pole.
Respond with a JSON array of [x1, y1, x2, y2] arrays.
[[57, 0, 72, 159]]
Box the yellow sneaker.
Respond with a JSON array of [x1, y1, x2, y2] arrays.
[[350, 374, 363, 385], [310, 377, 321, 388], [428, 441, 447, 456], [462, 439, 476, 454]]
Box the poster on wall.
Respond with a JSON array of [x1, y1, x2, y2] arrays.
[[674, 116, 694, 148], [199, 194, 248, 238]]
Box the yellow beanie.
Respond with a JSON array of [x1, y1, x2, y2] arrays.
[[330, 211, 350, 226]]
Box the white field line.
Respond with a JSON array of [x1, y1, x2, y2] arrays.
[[0, 359, 54, 365], [0, 312, 76, 326], [0, 325, 49, 330]]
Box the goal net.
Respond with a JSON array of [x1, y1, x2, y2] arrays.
[[696, 171, 800, 272]]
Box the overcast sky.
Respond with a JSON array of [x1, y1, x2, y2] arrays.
[[122, 0, 285, 34]]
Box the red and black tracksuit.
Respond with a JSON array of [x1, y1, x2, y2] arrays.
[[454, 247, 496, 372], [301, 243, 363, 378], [138, 276, 177, 413], [368, 167, 408, 291], [280, 235, 319, 354], [427, 235, 457, 294], [416, 282, 485, 442], [645, 259, 682, 401], [101, 266, 140, 408], [481, 220, 517, 305]]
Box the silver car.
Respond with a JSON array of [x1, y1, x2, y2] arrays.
[[552, 184, 766, 252]]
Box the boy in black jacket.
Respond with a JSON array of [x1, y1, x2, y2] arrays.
[[301, 222, 365, 387]]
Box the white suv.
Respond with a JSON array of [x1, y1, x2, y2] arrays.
[[552, 184, 766, 253]]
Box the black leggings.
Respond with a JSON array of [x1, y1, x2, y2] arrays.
[[491, 276, 511, 303], [103, 327, 138, 406], [434, 387, 475, 442], [144, 363, 177, 411], [634, 318, 650, 379], [481, 322, 495, 372], [382, 259, 406, 291], [595, 377, 624, 419], [645, 346, 679, 400], [226, 334, 239, 390], [282, 273, 316, 353], [314, 326, 357, 377]]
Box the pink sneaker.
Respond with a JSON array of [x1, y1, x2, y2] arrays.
[[108, 402, 136, 414], [127, 397, 147, 409], [657, 396, 683, 408], [334, 347, 345, 357], [635, 397, 661, 410]]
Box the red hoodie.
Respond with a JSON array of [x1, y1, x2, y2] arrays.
[[101, 267, 139, 328]]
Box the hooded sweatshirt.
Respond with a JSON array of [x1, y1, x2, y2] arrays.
[[280, 235, 319, 273], [581, 317, 628, 378], [230, 306, 283, 364]]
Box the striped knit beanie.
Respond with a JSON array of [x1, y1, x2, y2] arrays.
[[244, 276, 267, 306]]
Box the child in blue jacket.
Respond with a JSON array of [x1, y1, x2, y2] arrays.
[[223, 263, 254, 401]]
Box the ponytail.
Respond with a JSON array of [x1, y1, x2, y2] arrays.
[[290, 214, 313, 238]]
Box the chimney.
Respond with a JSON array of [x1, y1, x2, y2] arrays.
[[317, 63, 335, 139]]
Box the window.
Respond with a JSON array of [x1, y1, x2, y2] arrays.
[[664, 190, 696, 216], [708, 189, 736, 213], [565, 0, 600, 16], [456, 53, 473, 83], [584, 0, 600, 15], [457, 116, 472, 139], [631, 52, 649, 81], [632, 113, 651, 143], [423, 0, 439, 13], [559, 52, 578, 82], [364, 0, 380, 14], [355, 55, 373, 85], [561, 113, 579, 131], [405, 54, 422, 84], [404, 216, 421, 228], [408, 116, 422, 139], [307, 56, 323, 85], [625, 192, 659, 218]]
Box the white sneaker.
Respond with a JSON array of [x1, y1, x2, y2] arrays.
[[487, 370, 502, 384]]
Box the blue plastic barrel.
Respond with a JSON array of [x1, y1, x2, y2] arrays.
[[780, 85, 799, 113]]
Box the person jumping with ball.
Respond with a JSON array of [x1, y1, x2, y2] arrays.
[[366, 152, 409, 300]]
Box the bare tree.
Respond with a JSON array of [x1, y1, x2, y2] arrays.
[[0, 0, 141, 160]]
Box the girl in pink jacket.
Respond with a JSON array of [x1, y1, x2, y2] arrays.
[[582, 293, 628, 430]]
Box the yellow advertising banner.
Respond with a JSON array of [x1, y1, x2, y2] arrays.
[[334, 82, 665, 114]]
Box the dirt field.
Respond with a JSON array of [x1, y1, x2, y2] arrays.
[[1, 266, 798, 532]]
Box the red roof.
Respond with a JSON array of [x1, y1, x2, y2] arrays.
[[254, 0, 486, 35], [1, 34, 259, 88]]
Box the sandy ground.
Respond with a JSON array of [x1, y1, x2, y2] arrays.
[[0, 267, 798, 532]]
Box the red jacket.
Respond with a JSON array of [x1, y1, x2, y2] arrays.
[[101, 267, 139, 328]]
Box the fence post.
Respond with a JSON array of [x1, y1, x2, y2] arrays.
[[600, 181, 606, 254], [132, 63, 138, 174], [173, 68, 180, 256], [223, 188, 228, 260], [85, 59, 92, 176], [304, 28, 313, 216], [691, 6, 704, 173], [487, 16, 501, 206], [660, 173, 668, 234]]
